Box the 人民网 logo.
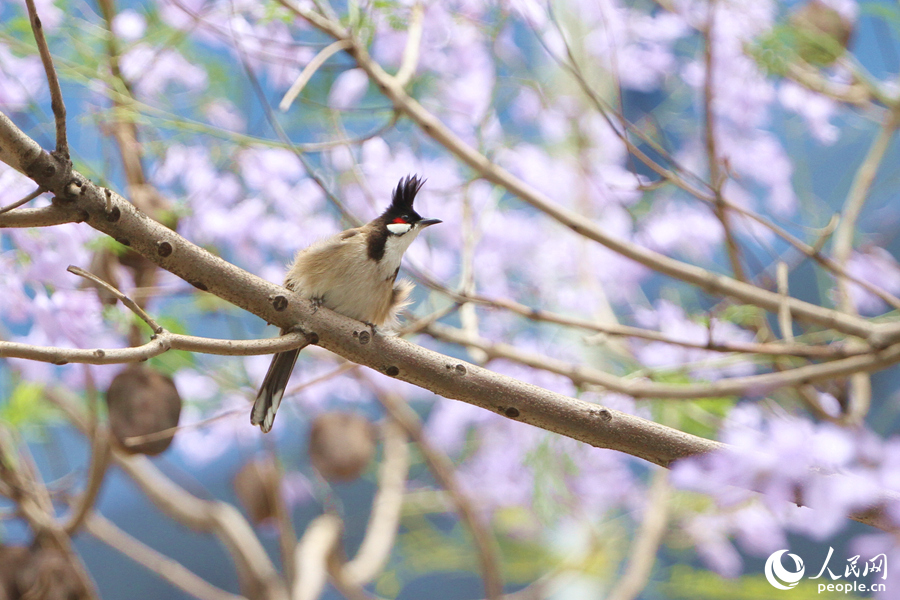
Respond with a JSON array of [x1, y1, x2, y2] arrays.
[[765, 549, 806, 590]]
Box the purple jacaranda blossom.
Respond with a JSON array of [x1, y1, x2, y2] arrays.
[[158, 0, 207, 31], [120, 45, 208, 98], [584, 4, 688, 92], [455, 415, 541, 513], [7, 288, 124, 389], [677, 1, 798, 217], [841, 246, 900, 315], [222, 16, 313, 89], [563, 438, 636, 515], [174, 368, 220, 403], [673, 403, 900, 574], [112, 9, 147, 42], [435, 26, 495, 126], [632, 300, 756, 380], [0, 45, 46, 112], [685, 513, 744, 577], [637, 200, 724, 261], [0, 163, 40, 206], [0, 254, 31, 323], [719, 129, 797, 216], [205, 99, 246, 132], [152, 145, 247, 245], [6, 222, 97, 289], [238, 147, 306, 203], [425, 398, 497, 456], [174, 392, 264, 466], [779, 81, 840, 144], [850, 533, 898, 598], [496, 145, 580, 208], [328, 69, 369, 110], [32, 0, 63, 30]]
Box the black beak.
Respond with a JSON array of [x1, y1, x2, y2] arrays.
[[419, 218, 442, 227]]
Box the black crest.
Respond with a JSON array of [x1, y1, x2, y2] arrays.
[[368, 175, 427, 261], [388, 175, 425, 214]]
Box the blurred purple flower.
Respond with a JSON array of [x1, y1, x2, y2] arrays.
[[685, 513, 744, 577], [328, 69, 369, 110], [33, 0, 63, 30], [120, 45, 208, 98], [779, 81, 840, 144], [637, 200, 724, 261], [585, 7, 687, 92], [175, 393, 262, 466], [205, 99, 246, 132], [632, 300, 756, 380], [425, 398, 496, 456], [0, 46, 46, 112], [455, 416, 540, 513], [842, 246, 900, 315], [112, 9, 147, 42], [673, 403, 900, 567]]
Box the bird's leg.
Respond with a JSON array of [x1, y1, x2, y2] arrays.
[[310, 296, 325, 313]]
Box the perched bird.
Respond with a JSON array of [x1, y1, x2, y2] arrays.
[[251, 175, 440, 432]]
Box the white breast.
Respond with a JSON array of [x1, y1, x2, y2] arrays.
[[284, 228, 421, 327]]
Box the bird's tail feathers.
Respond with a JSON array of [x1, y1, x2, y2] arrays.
[[251, 348, 301, 433]]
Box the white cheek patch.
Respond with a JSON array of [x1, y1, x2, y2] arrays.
[[387, 222, 412, 235]]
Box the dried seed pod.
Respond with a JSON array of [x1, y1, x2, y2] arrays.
[[106, 364, 181, 455], [789, 0, 853, 66], [234, 459, 278, 524], [308, 411, 376, 482], [16, 547, 89, 600], [0, 545, 28, 600]]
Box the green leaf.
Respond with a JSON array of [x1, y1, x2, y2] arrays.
[[1, 382, 57, 428]]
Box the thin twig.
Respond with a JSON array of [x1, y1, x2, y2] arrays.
[[68, 265, 162, 332], [605, 470, 671, 600], [833, 113, 898, 311], [394, 2, 423, 87], [62, 425, 111, 535], [293, 514, 342, 600], [830, 112, 896, 423], [776, 262, 793, 343], [341, 418, 409, 586], [22, 0, 68, 157], [0, 331, 311, 364], [0, 186, 45, 215], [424, 322, 900, 400], [376, 390, 503, 600], [443, 289, 860, 359], [703, 2, 746, 282], [85, 512, 247, 600], [280, 40, 352, 111]]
